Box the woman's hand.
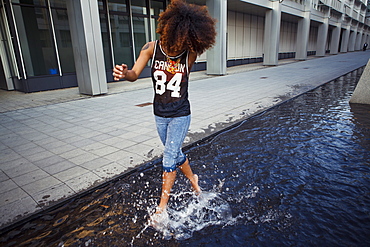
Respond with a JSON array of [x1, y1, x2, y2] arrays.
[[113, 64, 128, 81]]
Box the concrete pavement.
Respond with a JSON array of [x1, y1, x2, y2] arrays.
[[1, 51, 369, 231]]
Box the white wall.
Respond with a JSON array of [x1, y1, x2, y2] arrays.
[[198, 9, 320, 63], [308, 26, 318, 51], [227, 11, 264, 60], [280, 21, 297, 53]]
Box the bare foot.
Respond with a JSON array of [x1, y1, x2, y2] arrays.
[[192, 174, 201, 195], [150, 208, 168, 230]]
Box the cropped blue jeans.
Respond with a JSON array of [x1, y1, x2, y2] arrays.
[[155, 115, 191, 172]]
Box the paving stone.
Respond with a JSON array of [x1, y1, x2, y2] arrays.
[[0, 171, 9, 182], [53, 166, 89, 183], [69, 152, 99, 165], [0, 187, 29, 207], [10, 142, 39, 153], [128, 133, 157, 144], [93, 162, 126, 179], [22, 176, 62, 195], [79, 157, 112, 171], [31, 183, 75, 209], [0, 179, 19, 194], [17, 146, 47, 157], [108, 139, 137, 150], [82, 142, 107, 152], [12, 169, 50, 187], [59, 148, 89, 159], [115, 152, 148, 169], [125, 143, 158, 158], [52, 131, 78, 140], [3, 162, 40, 178], [70, 138, 96, 148], [103, 150, 136, 162], [0, 196, 39, 228], [1, 148, 23, 163], [25, 150, 55, 163], [48, 144, 76, 155], [41, 160, 76, 175], [64, 171, 103, 193], [89, 146, 120, 157]]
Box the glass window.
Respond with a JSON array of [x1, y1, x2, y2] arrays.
[[98, 0, 104, 11], [100, 11, 112, 70], [0, 6, 17, 77], [13, 5, 58, 76], [108, 13, 133, 68], [108, 0, 127, 13], [48, 0, 67, 8], [132, 16, 149, 60], [131, 0, 146, 15], [150, 0, 164, 17], [150, 1, 164, 40], [150, 18, 160, 41], [52, 8, 75, 73], [13, 0, 46, 6]]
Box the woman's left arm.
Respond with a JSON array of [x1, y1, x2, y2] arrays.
[[113, 41, 155, 82], [188, 52, 198, 72]]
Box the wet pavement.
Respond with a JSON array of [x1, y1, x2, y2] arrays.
[[0, 51, 369, 232], [0, 67, 369, 246]]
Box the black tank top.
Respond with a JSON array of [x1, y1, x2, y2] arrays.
[[151, 40, 190, 117]]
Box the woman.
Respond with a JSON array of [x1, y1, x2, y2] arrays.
[[112, 0, 216, 220]]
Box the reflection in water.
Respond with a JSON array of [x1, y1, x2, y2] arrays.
[[0, 67, 370, 246], [350, 103, 370, 174]]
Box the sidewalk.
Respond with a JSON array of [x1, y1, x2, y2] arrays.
[[1, 51, 369, 231]]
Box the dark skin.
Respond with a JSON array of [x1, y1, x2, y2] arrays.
[[112, 41, 200, 213]]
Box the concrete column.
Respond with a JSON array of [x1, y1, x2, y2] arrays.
[[316, 18, 329, 56], [340, 26, 350, 52], [295, 4, 311, 60], [361, 33, 366, 48], [263, 1, 281, 66], [330, 23, 341, 55], [66, 0, 107, 95], [348, 30, 357, 52], [355, 31, 362, 51], [206, 0, 227, 75]]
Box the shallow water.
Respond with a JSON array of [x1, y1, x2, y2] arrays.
[[1, 68, 370, 246]]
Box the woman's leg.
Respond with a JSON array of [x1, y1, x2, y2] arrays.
[[155, 115, 199, 212], [157, 159, 201, 212], [157, 170, 177, 212], [179, 158, 201, 194]]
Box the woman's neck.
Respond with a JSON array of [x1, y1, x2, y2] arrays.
[[160, 41, 184, 57]]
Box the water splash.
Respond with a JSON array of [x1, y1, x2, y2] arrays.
[[129, 179, 233, 245], [150, 191, 232, 240]]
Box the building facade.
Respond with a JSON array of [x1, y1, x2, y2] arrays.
[[0, 0, 369, 94]]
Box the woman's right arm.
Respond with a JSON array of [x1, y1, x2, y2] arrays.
[[113, 41, 154, 82]]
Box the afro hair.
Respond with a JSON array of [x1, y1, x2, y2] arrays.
[[156, 0, 217, 55]]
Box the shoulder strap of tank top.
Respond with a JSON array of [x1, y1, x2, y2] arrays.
[[186, 51, 189, 75], [151, 40, 159, 67]]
